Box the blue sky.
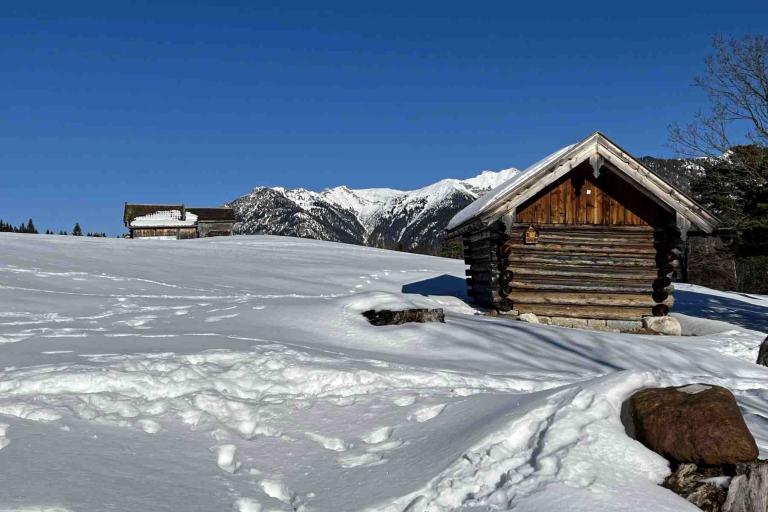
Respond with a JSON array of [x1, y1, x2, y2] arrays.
[[1, 1, 766, 235]]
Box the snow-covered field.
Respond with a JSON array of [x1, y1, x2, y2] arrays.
[[0, 233, 766, 512]]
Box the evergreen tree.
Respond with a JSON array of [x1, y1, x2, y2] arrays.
[[72, 223, 82, 236], [438, 236, 464, 259], [25, 219, 37, 234]]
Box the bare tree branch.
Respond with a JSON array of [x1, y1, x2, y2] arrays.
[[669, 34, 768, 178]]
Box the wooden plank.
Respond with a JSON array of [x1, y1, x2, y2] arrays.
[[509, 223, 656, 233], [551, 180, 565, 224], [507, 282, 653, 294], [465, 238, 495, 251], [466, 230, 501, 244], [507, 276, 654, 290], [565, 176, 573, 224], [529, 236, 655, 248], [507, 291, 671, 307], [503, 244, 656, 255], [505, 254, 657, 268], [506, 265, 658, 281]]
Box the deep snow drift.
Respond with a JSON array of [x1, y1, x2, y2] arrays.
[[0, 233, 766, 512]]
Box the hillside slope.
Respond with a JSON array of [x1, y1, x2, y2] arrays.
[[0, 234, 765, 511]]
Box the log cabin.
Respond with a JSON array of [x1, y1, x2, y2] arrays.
[[446, 132, 719, 327], [123, 203, 235, 239]]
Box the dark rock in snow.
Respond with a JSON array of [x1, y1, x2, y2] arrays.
[[627, 384, 758, 465], [664, 463, 728, 512], [723, 460, 768, 512], [362, 308, 445, 326], [757, 336, 768, 367]]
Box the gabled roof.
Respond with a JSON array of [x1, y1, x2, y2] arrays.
[[447, 132, 719, 233], [124, 203, 185, 226], [186, 207, 235, 222]]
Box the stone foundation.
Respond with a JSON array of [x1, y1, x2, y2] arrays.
[[503, 311, 646, 332]]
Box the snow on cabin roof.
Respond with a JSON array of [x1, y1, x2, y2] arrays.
[[123, 203, 185, 226], [446, 143, 575, 230], [130, 210, 198, 228], [446, 131, 719, 233]]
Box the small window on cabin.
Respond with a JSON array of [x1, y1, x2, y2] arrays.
[[524, 225, 538, 245]]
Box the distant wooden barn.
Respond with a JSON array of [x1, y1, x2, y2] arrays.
[[446, 132, 719, 325], [123, 203, 235, 239]]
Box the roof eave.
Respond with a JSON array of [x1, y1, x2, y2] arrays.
[[471, 132, 719, 233]]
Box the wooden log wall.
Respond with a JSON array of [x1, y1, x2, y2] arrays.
[[462, 221, 506, 309], [498, 224, 683, 320], [131, 227, 197, 239]]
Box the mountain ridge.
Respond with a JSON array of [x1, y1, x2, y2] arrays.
[[229, 167, 520, 254]]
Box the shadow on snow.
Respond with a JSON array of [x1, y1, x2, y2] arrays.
[[674, 288, 768, 333], [401, 274, 469, 300]]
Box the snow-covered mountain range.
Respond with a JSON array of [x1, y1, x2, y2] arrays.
[[228, 168, 520, 253]]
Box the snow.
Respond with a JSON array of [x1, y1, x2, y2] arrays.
[[678, 383, 712, 394], [270, 167, 520, 234], [447, 144, 576, 230], [0, 232, 766, 511], [462, 168, 520, 190], [129, 210, 198, 227]]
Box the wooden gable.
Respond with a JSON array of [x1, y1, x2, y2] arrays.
[[515, 161, 671, 227]]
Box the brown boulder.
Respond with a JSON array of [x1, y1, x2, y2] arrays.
[[627, 384, 758, 465]]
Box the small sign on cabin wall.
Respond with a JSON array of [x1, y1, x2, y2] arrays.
[[524, 225, 539, 244]]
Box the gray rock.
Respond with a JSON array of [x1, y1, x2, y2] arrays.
[[757, 336, 768, 367], [569, 318, 589, 329], [587, 319, 607, 329], [724, 460, 768, 512], [362, 308, 445, 326], [518, 312, 539, 324], [606, 319, 643, 331], [550, 316, 575, 328], [643, 316, 683, 336], [664, 463, 728, 512]]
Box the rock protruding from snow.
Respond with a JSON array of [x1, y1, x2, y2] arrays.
[[643, 316, 683, 336], [723, 461, 768, 512], [362, 308, 445, 326], [663, 463, 728, 511], [518, 313, 539, 324], [627, 385, 759, 465], [757, 336, 768, 367]]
